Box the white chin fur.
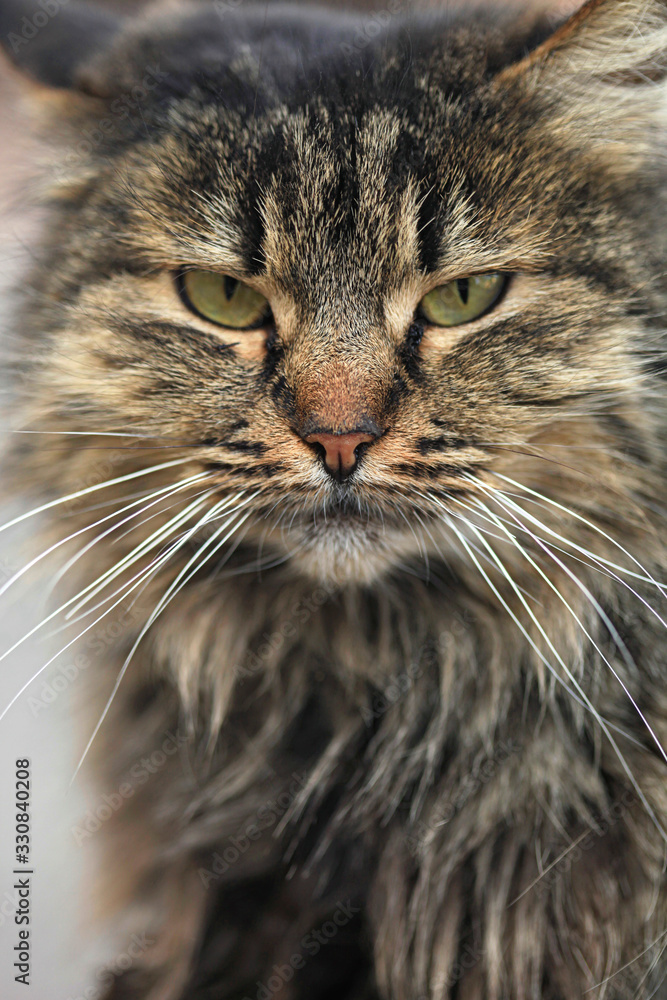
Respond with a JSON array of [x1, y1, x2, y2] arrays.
[[286, 520, 419, 586]]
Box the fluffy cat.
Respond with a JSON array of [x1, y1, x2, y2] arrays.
[[2, 0, 667, 997]]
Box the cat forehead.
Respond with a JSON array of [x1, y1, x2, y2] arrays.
[[100, 3, 573, 283], [252, 107, 426, 290], [98, 1, 521, 119], [136, 49, 481, 280], [124, 74, 528, 291], [148, 97, 455, 290], [155, 103, 425, 295]]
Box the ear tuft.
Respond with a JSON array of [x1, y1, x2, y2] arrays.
[[495, 0, 667, 167], [0, 0, 120, 90], [498, 0, 667, 85]]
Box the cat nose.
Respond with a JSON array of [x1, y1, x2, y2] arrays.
[[304, 430, 378, 481]]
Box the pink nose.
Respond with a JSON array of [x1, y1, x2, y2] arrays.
[[305, 431, 376, 480]]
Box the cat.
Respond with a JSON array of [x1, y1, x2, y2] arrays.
[[1, 0, 667, 996]]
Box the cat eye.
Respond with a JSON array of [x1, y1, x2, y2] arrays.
[[419, 273, 506, 327], [178, 270, 272, 329]]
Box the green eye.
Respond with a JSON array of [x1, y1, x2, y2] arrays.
[[178, 270, 271, 329], [419, 273, 506, 327]]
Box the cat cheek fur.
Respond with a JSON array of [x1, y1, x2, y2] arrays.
[[2, 0, 667, 998]]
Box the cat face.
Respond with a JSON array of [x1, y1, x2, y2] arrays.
[[9, 0, 667, 584]]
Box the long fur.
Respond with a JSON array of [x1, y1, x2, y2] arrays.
[[3, 1, 667, 997]]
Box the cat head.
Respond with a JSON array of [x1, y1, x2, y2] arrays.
[[3, 0, 667, 586]]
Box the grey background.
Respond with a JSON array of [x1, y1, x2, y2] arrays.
[[0, 33, 130, 1000]]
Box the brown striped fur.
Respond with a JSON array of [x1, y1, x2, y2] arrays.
[[3, 0, 667, 997]]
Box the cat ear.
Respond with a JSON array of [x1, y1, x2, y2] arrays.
[[498, 0, 667, 87], [495, 0, 667, 164], [0, 0, 120, 90]]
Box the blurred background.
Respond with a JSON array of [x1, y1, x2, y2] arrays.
[[0, 0, 578, 997], [0, 45, 113, 996]]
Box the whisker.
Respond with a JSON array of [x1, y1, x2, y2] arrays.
[[473, 485, 667, 767], [0, 457, 197, 537], [70, 479, 215, 517], [490, 472, 667, 592], [481, 487, 667, 641], [70, 493, 259, 783], [443, 506, 651, 761], [7, 429, 156, 438], [507, 829, 592, 908], [582, 928, 667, 995], [413, 489, 535, 592], [633, 936, 667, 1000], [58, 500, 251, 632], [0, 492, 251, 725], [62, 490, 226, 621], [0, 472, 212, 604], [426, 493, 667, 845], [57, 491, 253, 629], [0, 489, 221, 669], [43, 483, 222, 617], [108, 481, 219, 546]]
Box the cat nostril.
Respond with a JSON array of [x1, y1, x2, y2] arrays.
[[304, 431, 378, 482]]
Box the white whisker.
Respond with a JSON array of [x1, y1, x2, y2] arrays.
[[425, 492, 667, 845], [583, 928, 667, 995], [0, 472, 212, 604], [473, 484, 667, 768], [58, 491, 252, 628], [0, 492, 251, 725], [0, 490, 245, 667], [491, 472, 667, 592], [0, 457, 197, 537], [62, 490, 227, 621], [70, 492, 259, 783]]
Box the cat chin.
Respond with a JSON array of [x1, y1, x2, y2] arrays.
[[284, 521, 419, 586]]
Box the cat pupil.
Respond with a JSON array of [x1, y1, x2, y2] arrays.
[[457, 278, 469, 305], [224, 276, 238, 301]]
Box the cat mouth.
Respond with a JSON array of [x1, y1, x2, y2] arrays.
[[322, 495, 372, 519], [295, 506, 384, 535], [285, 493, 409, 542], [310, 488, 399, 527]]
